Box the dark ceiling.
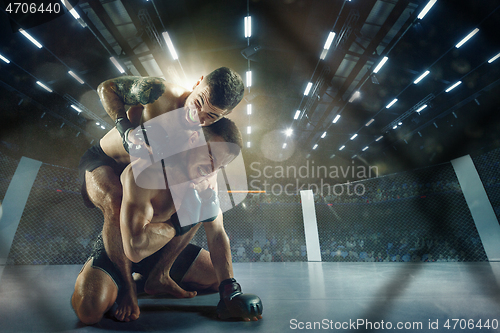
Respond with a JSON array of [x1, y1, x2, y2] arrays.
[[0, 0, 499, 182]]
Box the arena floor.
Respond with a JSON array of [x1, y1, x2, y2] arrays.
[[1, 262, 500, 332]]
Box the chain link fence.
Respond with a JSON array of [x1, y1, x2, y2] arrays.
[[5, 149, 496, 265], [473, 150, 500, 224]]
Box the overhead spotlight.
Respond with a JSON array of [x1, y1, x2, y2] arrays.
[[393, 125, 398, 129], [304, 82, 313, 96], [244, 16, 252, 38], [386, 99, 398, 109], [376, 135, 383, 142], [246, 71, 252, 87], [365, 119, 375, 127], [398, 121, 402, 126], [294, 110, 301, 119], [247, 142, 251, 148], [373, 56, 388, 73], [330, 154, 335, 158], [283, 143, 287, 149], [445, 81, 462, 92], [68, 71, 84, 84], [350, 134, 358, 140], [247, 126, 251, 134], [19, 29, 42, 48], [332, 114, 341, 123], [70, 105, 82, 113], [320, 32, 336, 60], [352, 154, 357, 159], [96, 122, 100, 125], [413, 70, 430, 84], [36, 81, 53, 92], [455, 28, 479, 48], [339, 145, 345, 150], [321, 132, 327, 138], [285, 128, 293, 136], [110, 57, 125, 73], [247, 104, 252, 115], [313, 144, 318, 150], [433, 122, 438, 128], [362, 146, 369, 152], [162, 32, 178, 60], [452, 112, 457, 118], [416, 104, 428, 112], [488, 52, 500, 64], [0, 54, 10, 63], [100, 125, 105, 129]]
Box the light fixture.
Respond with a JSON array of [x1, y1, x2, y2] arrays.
[[393, 125, 398, 129], [162, 32, 178, 60], [244, 16, 252, 38], [68, 71, 84, 84], [330, 154, 335, 158], [365, 119, 375, 127], [352, 155, 357, 159], [373, 56, 388, 73], [110, 57, 125, 73], [417, 0, 437, 20], [376, 135, 383, 142], [488, 52, 500, 64], [282, 143, 287, 149], [246, 71, 252, 87], [362, 146, 369, 151], [247, 142, 251, 148], [96, 122, 100, 125], [304, 82, 312, 95], [306, 154, 311, 158], [455, 28, 479, 48], [61, 0, 80, 19], [320, 131, 327, 138], [36, 81, 52, 92], [413, 70, 430, 84], [348, 91, 360, 103], [313, 144, 318, 150], [320, 32, 336, 60], [418, 131, 422, 137], [386, 98, 398, 109], [247, 126, 251, 134], [350, 134, 358, 140], [71, 105, 82, 113], [19, 29, 42, 48], [294, 110, 301, 119], [285, 128, 293, 136], [398, 121, 402, 126], [416, 104, 428, 112], [100, 125, 105, 129], [339, 145, 345, 150], [0, 54, 10, 63], [433, 122, 438, 128], [247, 104, 252, 115], [445, 81, 462, 92], [332, 114, 341, 123]]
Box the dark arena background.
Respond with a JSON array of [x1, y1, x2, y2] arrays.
[[1, 0, 500, 332]]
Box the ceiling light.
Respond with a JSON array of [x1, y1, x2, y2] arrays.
[[362, 146, 369, 151], [313, 144, 318, 150], [0, 54, 10, 63], [283, 143, 287, 149], [365, 119, 375, 127], [398, 122, 402, 126], [445, 81, 462, 92], [332, 114, 341, 123], [416, 104, 428, 112], [488, 52, 500, 64], [433, 122, 438, 128], [321, 132, 327, 138], [162, 32, 178, 60], [324, 32, 335, 50], [68, 71, 84, 84], [247, 126, 251, 134], [306, 154, 311, 158], [304, 82, 312, 95], [247, 104, 252, 115], [373, 56, 388, 73], [413, 70, 430, 84], [70, 105, 82, 113], [393, 125, 398, 129], [455, 28, 479, 48], [36, 81, 52, 92], [339, 145, 345, 150], [352, 155, 357, 159], [348, 91, 360, 103], [285, 128, 293, 136], [376, 136, 383, 142], [294, 110, 301, 119], [386, 98, 398, 109], [247, 142, 251, 148], [96, 122, 100, 125], [246, 71, 252, 87], [101, 125, 105, 129], [350, 134, 358, 140], [19, 29, 42, 48], [110, 57, 125, 73], [417, 0, 437, 20], [61, 0, 80, 19], [418, 132, 422, 137], [244, 16, 252, 38]]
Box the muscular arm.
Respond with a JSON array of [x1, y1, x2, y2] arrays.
[[120, 166, 176, 263], [204, 212, 233, 283], [97, 77, 167, 121]]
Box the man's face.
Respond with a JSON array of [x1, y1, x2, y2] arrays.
[[184, 79, 228, 126]]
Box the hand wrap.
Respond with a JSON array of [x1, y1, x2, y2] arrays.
[[217, 278, 263, 320]]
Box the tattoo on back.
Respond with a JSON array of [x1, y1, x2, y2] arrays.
[[112, 77, 167, 105]]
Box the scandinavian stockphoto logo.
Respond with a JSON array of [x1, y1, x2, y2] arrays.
[[128, 107, 247, 227]]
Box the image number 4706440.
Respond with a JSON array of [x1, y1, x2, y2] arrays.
[[3, 1, 79, 31]]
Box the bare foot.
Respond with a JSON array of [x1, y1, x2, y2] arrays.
[[144, 272, 197, 298], [113, 286, 140, 322]]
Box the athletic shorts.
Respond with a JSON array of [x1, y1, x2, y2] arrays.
[[87, 232, 202, 295], [78, 143, 126, 208]]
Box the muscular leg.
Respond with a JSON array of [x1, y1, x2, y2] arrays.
[[84, 166, 139, 322], [71, 258, 118, 325], [180, 248, 218, 292]]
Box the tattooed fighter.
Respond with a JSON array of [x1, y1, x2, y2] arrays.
[[72, 68, 259, 323]]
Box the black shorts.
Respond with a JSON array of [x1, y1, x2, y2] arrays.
[[87, 232, 202, 294], [78, 143, 126, 208]]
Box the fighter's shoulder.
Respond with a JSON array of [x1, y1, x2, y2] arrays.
[[161, 82, 189, 100]]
